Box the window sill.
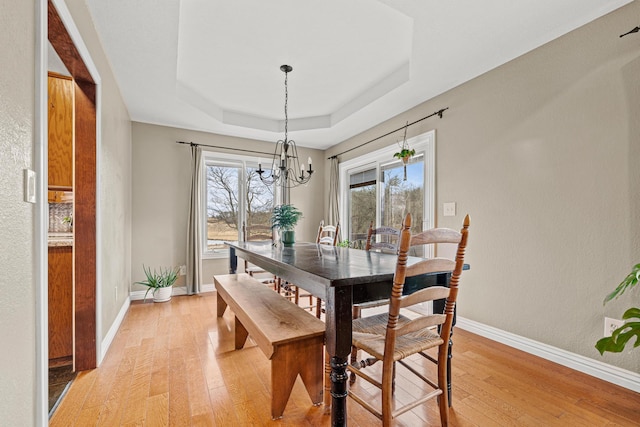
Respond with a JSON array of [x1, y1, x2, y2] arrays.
[[202, 251, 229, 260]]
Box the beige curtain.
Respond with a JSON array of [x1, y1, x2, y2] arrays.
[[186, 145, 203, 294], [328, 156, 341, 241]]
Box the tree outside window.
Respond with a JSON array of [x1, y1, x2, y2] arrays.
[[205, 162, 274, 254]]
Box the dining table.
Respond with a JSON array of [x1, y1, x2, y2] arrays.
[[226, 241, 464, 427]]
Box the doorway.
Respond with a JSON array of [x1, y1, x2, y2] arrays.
[[46, 0, 98, 411]]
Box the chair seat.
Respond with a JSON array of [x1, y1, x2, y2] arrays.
[[352, 312, 409, 335], [353, 326, 443, 362]]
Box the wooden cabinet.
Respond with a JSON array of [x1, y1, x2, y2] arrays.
[[48, 190, 73, 203], [49, 246, 73, 360], [48, 73, 74, 189]]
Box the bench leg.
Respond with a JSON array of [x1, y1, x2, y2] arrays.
[[270, 337, 324, 420], [216, 293, 227, 317], [234, 316, 249, 350], [324, 348, 331, 414]]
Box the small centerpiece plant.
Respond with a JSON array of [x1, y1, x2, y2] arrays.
[[135, 265, 179, 303], [271, 204, 302, 247]]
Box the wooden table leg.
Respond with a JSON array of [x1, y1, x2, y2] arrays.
[[435, 271, 455, 406], [324, 286, 352, 427], [228, 247, 237, 274]]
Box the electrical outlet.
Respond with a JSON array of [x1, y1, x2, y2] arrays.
[[179, 265, 186, 276], [443, 202, 456, 217], [604, 317, 624, 336]]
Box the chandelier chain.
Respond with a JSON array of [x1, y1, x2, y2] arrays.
[[284, 69, 289, 141]]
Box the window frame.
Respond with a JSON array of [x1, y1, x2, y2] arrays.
[[201, 150, 273, 259], [339, 130, 435, 257]]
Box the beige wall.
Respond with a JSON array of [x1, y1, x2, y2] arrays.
[[64, 0, 133, 343], [131, 122, 324, 288], [0, 1, 37, 424], [326, 3, 640, 372], [0, 0, 132, 423]]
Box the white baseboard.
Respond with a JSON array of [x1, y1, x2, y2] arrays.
[[129, 284, 215, 301], [456, 317, 640, 393], [99, 296, 130, 364]]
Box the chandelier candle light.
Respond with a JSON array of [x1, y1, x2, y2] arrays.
[[257, 65, 313, 204]]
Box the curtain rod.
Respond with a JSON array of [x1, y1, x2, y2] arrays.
[[176, 140, 274, 157], [327, 107, 448, 160]]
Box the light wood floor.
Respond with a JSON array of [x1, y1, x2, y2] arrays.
[[50, 293, 640, 426]]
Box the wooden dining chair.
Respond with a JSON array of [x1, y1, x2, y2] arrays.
[[365, 222, 401, 254], [316, 220, 340, 246], [306, 220, 341, 318], [349, 221, 401, 378], [347, 213, 470, 426], [242, 222, 276, 288]]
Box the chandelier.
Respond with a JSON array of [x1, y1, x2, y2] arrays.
[[257, 65, 313, 192]]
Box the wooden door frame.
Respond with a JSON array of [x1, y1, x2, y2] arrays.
[[47, 0, 98, 372]]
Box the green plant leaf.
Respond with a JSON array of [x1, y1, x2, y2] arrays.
[[337, 239, 351, 248], [271, 204, 302, 231], [603, 263, 640, 304], [595, 307, 640, 354], [135, 264, 179, 295], [393, 148, 415, 159]]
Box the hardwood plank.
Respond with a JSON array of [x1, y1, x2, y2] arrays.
[[149, 329, 170, 397], [74, 405, 102, 427], [145, 392, 169, 427], [120, 396, 146, 426], [95, 343, 140, 425], [168, 347, 191, 427], [208, 385, 241, 426]]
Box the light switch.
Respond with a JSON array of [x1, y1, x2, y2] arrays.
[[23, 169, 36, 203], [443, 202, 456, 217]]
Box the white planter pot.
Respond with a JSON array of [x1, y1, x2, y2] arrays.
[[153, 286, 173, 303]]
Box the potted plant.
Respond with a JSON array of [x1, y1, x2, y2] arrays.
[[595, 263, 640, 354], [135, 265, 179, 303], [271, 204, 303, 247], [393, 122, 414, 180], [393, 147, 416, 164]]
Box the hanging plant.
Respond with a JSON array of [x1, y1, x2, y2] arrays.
[[392, 122, 414, 180], [393, 148, 416, 164]]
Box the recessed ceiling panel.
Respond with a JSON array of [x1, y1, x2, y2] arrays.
[[176, 0, 413, 131]]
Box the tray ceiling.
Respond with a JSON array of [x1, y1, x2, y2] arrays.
[[84, 0, 631, 149]]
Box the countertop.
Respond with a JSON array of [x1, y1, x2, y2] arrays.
[[48, 232, 73, 247]]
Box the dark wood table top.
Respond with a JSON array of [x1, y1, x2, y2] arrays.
[[227, 241, 399, 287]]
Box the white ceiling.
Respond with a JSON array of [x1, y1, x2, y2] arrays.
[[84, 0, 631, 150]]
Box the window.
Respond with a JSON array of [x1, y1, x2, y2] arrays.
[[348, 168, 377, 248], [203, 152, 274, 258], [340, 130, 435, 257]]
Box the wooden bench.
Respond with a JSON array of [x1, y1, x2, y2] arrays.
[[214, 273, 325, 420]]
